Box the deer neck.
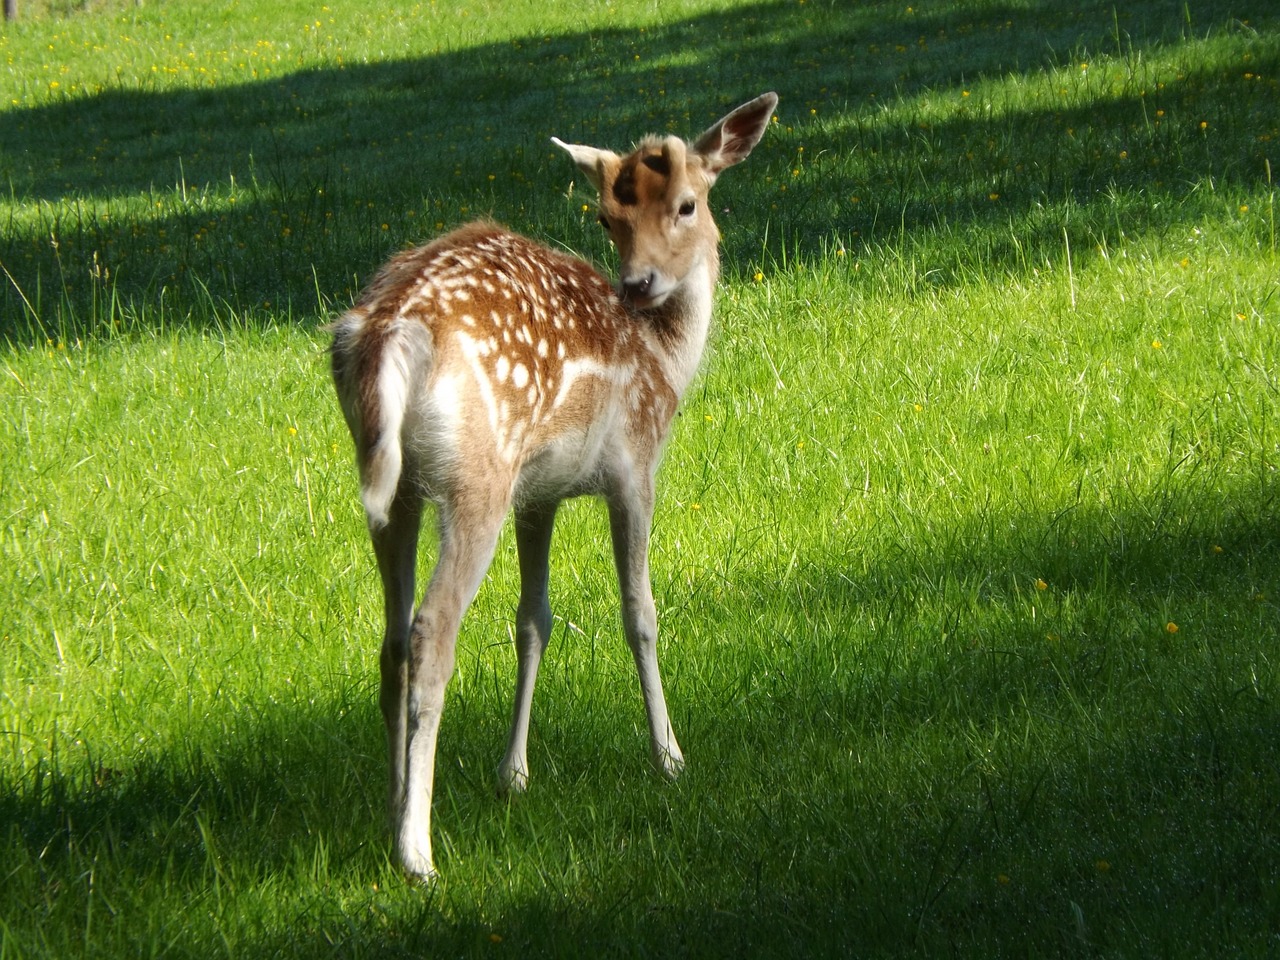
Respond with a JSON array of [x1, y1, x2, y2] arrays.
[[640, 248, 719, 397]]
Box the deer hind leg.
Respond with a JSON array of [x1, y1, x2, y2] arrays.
[[370, 493, 422, 829], [608, 483, 685, 780], [497, 501, 559, 795], [398, 490, 510, 881]]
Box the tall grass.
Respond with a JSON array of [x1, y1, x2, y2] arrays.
[[2, 0, 1278, 956]]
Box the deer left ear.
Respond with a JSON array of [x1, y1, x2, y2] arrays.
[[552, 137, 618, 193], [693, 92, 778, 179]]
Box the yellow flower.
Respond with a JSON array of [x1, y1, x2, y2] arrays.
[[753, 271, 764, 283], [288, 426, 298, 436], [1166, 621, 1179, 634], [1035, 578, 1048, 591], [1095, 859, 1111, 873], [1151, 339, 1162, 349]]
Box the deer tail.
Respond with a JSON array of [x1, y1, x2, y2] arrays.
[[330, 312, 429, 529]]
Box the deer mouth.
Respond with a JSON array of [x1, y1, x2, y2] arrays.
[[618, 271, 674, 310]]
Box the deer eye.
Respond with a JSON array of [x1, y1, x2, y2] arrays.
[[678, 200, 697, 218]]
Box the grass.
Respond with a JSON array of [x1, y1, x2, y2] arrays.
[[2, 0, 1279, 956]]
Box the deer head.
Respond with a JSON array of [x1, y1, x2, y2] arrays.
[[553, 92, 778, 309]]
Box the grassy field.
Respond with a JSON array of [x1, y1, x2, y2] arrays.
[[2, 0, 1279, 956]]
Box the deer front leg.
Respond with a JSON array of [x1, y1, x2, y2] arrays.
[[370, 495, 422, 828], [608, 483, 684, 780], [498, 501, 559, 794], [399, 498, 508, 880]]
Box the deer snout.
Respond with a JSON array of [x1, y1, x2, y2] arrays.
[[620, 271, 655, 303]]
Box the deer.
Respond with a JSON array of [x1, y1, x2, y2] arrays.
[[329, 92, 778, 881]]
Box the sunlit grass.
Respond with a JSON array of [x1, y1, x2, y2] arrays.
[[2, 0, 1278, 956]]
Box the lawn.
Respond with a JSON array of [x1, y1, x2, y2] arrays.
[[2, 0, 1278, 956]]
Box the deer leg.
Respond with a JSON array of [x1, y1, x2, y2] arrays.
[[497, 501, 559, 794], [398, 495, 508, 881], [608, 483, 685, 780], [370, 494, 422, 828]]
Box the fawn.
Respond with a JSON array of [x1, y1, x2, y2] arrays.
[[330, 92, 777, 879]]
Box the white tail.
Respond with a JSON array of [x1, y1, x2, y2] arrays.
[[331, 92, 777, 880]]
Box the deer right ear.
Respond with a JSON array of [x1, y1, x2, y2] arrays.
[[552, 137, 616, 193], [693, 92, 779, 178]]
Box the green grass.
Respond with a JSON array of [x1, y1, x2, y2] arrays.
[[2, 0, 1279, 956]]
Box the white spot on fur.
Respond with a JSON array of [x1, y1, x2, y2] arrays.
[[549, 357, 636, 413], [455, 331, 501, 435]]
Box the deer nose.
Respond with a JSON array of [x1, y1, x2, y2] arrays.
[[620, 272, 654, 302]]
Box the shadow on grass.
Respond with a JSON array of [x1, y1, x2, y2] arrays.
[[1, 0, 1276, 343], [3, 473, 1277, 956]]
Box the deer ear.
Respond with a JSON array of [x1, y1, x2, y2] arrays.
[[552, 137, 617, 193], [693, 92, 778, 178]]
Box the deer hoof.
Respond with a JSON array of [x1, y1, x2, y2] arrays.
[[401, 853, 437, 884], [398, 832, 437, 883], [654, 748, 685, 781], [496, 764, 529, 796]]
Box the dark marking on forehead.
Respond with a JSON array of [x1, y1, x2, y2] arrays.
[[612, 167, 638, 205], [613, 146, 682, 208], [641, 153, 670, 176]]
